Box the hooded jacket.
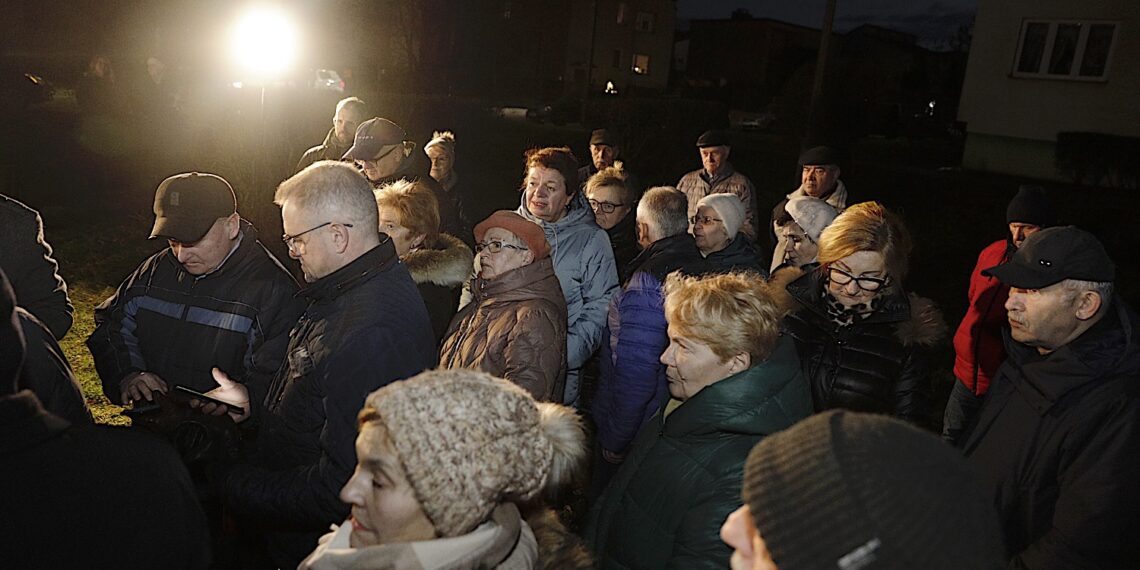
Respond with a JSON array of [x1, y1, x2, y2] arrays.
[[440, 257, 567, 402], [774, 266, 946, 426], [296, 127, 351, 173], [403, 233, 473, 344], [952, 239, 1013, 395], [223, 240, 437, 569], [87, 221, 304, 402], [961, 299, 1140, 569], [677, 162, 758, 240], [586, 336, 812, 569], [517, 191, 618, 406]]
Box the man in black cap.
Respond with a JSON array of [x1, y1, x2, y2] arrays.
[[342, 117, 464, 239], [676, 129, 758, 240], [944, 185, 1055, 444], [769, 145, 849, 251], [959, 226, 1140, 568], [87, 172, 304, 406], [578, 128, 621, 184]]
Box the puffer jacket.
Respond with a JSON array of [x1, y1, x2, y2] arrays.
[[586, 335, 812, 569], [440, 257, 567, 402], [593, 233, 712, 455], [223, 241, 437, 569], [774, 266, 946, 426], [706, 233, 767, 276], [677, 163, 758, 239], [403, 233, 473, 344], [951, 239, 1012, 395], [295, 127, 351, 173], [518, 191, 618, 406]]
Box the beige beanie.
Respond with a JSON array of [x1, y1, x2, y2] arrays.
[[363, 369, 585, 537]]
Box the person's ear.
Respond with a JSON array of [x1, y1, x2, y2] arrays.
[[1075, 291, 1103, 321], [225, 213, 241, 239], [834, 165, 842, 178], [728, 352, 751, 374], [410, 233, 426, 250], [523, 250, 535, 265], [330, 223, 352, 254]]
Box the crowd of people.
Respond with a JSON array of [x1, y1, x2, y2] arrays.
[[1, 94, 1137, 570]]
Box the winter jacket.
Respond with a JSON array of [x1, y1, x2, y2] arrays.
[[296, 127, 351, 173], [375, 150, 467, 243], [705, 233, 767, 276], [593, 233, 712, 455], [17, 308, 90, 424], [961, 299, 1140, 569], [0, 391, 210, 569], [952, 239, 1012, 395], [440, 257, 567, 402], [0, 193, 72, 339], [605, 212, 641, 284], [775, 266, 945, 426], [586, 336, 812, 568], [87, 221, 304, 403], [518, 191, 619, 407], [403, 233, 473, 344], [223, 240, 436, 569], [677, 163, 758, 239]]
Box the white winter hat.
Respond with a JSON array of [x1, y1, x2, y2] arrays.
[[697, 194, 746, 239], [785, 196, 838, 242]]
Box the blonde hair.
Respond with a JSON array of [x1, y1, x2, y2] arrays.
[[663, 272, 783, 363], [585, 164, 634, 205], [817, 201, 912, 284], [374, 179, 441, 244]]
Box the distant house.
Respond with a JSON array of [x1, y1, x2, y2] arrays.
[[565, 0, 676, 97], [958, 0, 1139, 181]]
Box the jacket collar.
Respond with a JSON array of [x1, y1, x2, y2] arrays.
[[321, 127, 350, 157], [473, 256, 557, 301], [517, 190, 596, 237], [0, 391, 72, 455], [786, 265, 911, 326], [402, 233, 473, 288], [300, 238, 400, 304], [699, 162, 737, 186]]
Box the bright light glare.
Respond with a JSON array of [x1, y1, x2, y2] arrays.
[[231, 5, 298, 77]]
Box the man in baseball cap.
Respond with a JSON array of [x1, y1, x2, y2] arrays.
[[959, 226, 1140, 567], [88, 172, 303, 406]]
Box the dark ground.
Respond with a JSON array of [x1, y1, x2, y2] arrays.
[[2, 83, 1137, 425]]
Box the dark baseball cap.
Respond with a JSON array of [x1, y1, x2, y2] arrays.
[[982, 226, 1115, 289], [150, 172, 237, 243], [342, 117, 407, 160], [696, 130, 729, 147], [589, 128, 617, 146]]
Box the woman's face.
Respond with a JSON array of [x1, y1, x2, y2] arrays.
[[378, 206, 425, 258], [586, 184, 631, 230], [825, 250, 888, 310], [779, 222, 818, 268], [426, 145, 453, 181], [524, 166, 571, 222], [692, 205, 731, 255], [340, 423, 436, 548], [477, 227, 533, 280]]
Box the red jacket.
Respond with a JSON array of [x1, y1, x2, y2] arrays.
[[952, 239, 1012, 394]]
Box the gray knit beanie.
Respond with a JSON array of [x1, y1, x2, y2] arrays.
[[785, 196, 839, 242], [742, 410, 1004, 570], [697, 193, 746, 239], [363, 369, 585, 537]]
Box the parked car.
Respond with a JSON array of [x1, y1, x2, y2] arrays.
[[313, 68, 344, 93]]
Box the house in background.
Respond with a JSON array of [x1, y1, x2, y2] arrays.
[[958, 0, 1139, 182]]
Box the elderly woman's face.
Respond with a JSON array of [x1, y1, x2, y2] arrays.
[[524, 166, 571, 223], [340, 423, 436, 548], [779, 222, 818, 268], [426, 145, 453, 181], [477, 227, 533, 280], [378, 206, 425, 258], [826, 250, 888, 310], [586, 184, 631, 230], [692, 205, 731, 255]]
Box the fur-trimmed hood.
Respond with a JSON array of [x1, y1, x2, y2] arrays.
[[402, 233, 473, 288], [769, 265, 947, 347]]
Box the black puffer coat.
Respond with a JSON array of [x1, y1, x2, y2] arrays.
[[773, 266, 946, 426]]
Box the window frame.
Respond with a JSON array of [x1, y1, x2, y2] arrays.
[[631, 53, 650, 75], [1011, 19, 1119, 82]]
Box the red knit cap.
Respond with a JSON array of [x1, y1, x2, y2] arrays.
[[474, 210, 551, 260]]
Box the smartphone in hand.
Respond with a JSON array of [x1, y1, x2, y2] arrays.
[[173, 385, 245, 415]]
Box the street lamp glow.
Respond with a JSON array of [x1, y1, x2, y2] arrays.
[[230, 5, 298, 78]]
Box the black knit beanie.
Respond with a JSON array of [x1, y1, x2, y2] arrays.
[[1006, 185, 1055, 226], [741, 411, 1005, 570]]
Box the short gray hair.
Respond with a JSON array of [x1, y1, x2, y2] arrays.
[[275, 161, 378, 230], [637, 186, 688, 239], [336, 96, 366, 120], [1061, 278, 1114, 310]]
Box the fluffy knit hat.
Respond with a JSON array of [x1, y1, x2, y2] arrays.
[[697, 193, 746, 239], [742, 410, 1004, 570], [424, 130, 455, 158], [1005, 184, 1055, 227], [784, 196, 839, 242], [474, 210, 551, 259], [362, 369, 585, 538]]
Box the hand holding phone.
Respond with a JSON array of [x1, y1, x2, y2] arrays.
[[174, 385, 245, 415]]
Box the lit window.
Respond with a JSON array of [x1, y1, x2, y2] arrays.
[[1013, 20, 1118, 81], [636, 12, 655, 33], [632, 54, 650, 75]]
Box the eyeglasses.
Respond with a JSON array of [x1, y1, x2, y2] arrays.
[[282, 222, 354, 252], [475, 240, 528, 254], [353, 145, 400, 169], [827, 266, 889, 292], [689, 215, 723, 226], [588, 199, 625, 214]]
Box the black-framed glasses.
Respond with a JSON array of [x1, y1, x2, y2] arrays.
[[689, 215, 723, 226], [827, 266, 889, 292], [282, 222, 354, 251], [475, 240, 528, 254], [353, 144, 400, 168], [588, 199, 625, 214]]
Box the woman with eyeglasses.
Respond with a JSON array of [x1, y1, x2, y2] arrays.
[[771, 201, 946, 425], [439, 211, 568, 402], [585, 165, 640, 283], [692, 194, 766, 276]]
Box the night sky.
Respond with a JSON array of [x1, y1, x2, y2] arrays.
[[676, 0, 978, 49]]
